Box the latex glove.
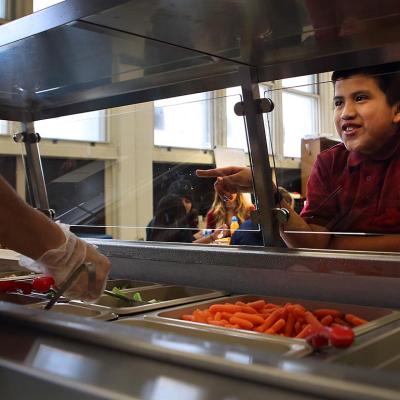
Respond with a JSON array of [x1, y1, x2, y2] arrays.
[[20, 224, 110, 301]]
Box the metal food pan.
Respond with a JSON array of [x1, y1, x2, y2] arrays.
[[0, 292, 46, 305], [114, 318, 311, 358], [71, 285, 226, 315], [147, 294, 400, 342], [28, 303, 117, 321], [105, 279, 161, 291], [0, 270, 39, 281]]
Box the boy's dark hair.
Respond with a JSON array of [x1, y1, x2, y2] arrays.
[[332, 63, 400, 105]]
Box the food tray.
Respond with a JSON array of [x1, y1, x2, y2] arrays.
[[106, 279, 161, 291], [71, 285, 226, 315], [146, 295, 400, 342], [0, 270, 39, 281], [28, 303, 117, 321], [114, 318, 311, 358], [0, 292, 46, 305]]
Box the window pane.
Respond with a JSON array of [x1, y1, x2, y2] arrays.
[[35, 111, 106, 142], [282, 75, 316, 93], [226, 86, 247, 151], [0, 120, 7, 134], [282, 91, 317, 158], [0, 0, 6, 19], [154, 93, 211, 149], [33, 0, 65, 12]]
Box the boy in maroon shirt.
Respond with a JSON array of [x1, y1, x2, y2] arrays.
[[197, 64, 400, 251]]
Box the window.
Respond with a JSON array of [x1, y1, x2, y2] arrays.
[[226, 86, 248, 151], [33, 0, 64, 11], [0, 0, 6, 19], [227, 75, 319, 159], [281, 76, 319, 158], [35, 111, 106, 142], [154, 93, 211, 149]]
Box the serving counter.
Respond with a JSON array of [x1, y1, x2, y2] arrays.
[[1, 1, 400, 399]]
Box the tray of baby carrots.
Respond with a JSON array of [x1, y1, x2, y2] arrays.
[[147, 295, 400, 343]]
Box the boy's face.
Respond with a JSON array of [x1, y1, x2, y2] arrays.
[[333, 74, 400, 154]]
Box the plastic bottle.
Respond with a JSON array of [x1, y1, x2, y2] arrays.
[[230, 216, 240, 236]]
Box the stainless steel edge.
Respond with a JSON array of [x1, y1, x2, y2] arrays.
[[0, 302, 398, 400], [70, 285, 227, 315]]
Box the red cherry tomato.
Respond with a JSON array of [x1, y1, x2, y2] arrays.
[[0, 281, 17, 292], [32, 276, 55, 293], [330, 325, 355, 348], [14, 281, 33, 294], [306, 327, 332, 350]]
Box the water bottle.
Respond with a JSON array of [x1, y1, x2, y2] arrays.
[[230, 216, 239, 236]]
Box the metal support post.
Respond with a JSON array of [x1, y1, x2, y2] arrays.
[[14, 122, 53, 217], [238, 67, 282, 246]]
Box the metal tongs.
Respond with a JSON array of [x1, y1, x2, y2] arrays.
[[44, 263, 95, 310], [103, 289, 147, 306]]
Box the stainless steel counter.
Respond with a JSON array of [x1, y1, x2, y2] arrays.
[[1, 301, 400, 400]]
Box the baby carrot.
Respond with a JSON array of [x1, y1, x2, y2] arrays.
[[294, 320, 303, 335], [255, 308, 284, 332], [265, 318, 286, 334], [284, 312, 295, 337], [230, 316, 254, 330], [181, 314, 195, 322], [214, 312, 222, 321], [334, 317, 351, 327], [233, 312, 264, 325], [247, 300, 266, 310], [304, 311, 322, 329], [235, 301, 247, 306], [293, 306, 305, 318], [193, 309, 207, 323], [320, 314, 333, 326], [313, 308, 342, 319], [209, 304, 242, 314], [296, 324, 312, 339], [208, 319, 229, 327], [345, 313, 368, 326], [225, 323, 240, 329], [239, 306, 258, 314], [221, 312, 234, 320]]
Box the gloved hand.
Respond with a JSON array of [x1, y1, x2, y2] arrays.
[[20, 224, 110, 301]]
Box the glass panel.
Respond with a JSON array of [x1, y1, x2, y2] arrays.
[[33, 93, 260, 246], [269, 67, 400, 253], [0, 17, 240, 122]]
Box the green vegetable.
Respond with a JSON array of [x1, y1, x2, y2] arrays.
[[111, 287, 126, 297], [132, 292, 143, 302]]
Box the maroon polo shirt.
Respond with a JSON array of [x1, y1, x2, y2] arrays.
[[300, 135, 400, 233]]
